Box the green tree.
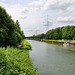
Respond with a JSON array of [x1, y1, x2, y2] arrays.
[[0, 6, 25, 47], [44, 25, 75, 40]]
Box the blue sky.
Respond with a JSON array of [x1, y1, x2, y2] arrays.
[[0, 0, 75, 36]]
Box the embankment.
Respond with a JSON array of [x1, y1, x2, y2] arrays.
[[42, 39, 75, 45]]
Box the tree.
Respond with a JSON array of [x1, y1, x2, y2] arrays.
[[44, 25, 75, 40], [0, 6, 25, 47]]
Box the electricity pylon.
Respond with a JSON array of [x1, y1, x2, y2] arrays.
[[43, 15, 53, 32]]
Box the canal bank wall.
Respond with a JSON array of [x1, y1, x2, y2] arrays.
[[42, 39, 75, 45]]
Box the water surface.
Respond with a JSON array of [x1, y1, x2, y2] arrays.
[[28, 40, 75, 75]]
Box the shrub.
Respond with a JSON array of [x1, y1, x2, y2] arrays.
[[21, 40, 32, 50], [0, 46, 38, 75]]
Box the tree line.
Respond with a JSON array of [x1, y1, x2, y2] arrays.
[[33, 25, 75, 40], [0, 6, 25, 47]]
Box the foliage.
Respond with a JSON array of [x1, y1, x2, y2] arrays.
[[31, 26, 75, 40], [0, 6, 38, 75], [0, 6, 25, 47], [0, 46, 38, 75], [21, 40, 32, 50], [44, 26, 75, 40], [29, 33, 45, 40]]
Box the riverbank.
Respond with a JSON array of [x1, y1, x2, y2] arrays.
[[0, 40, 38, 75], [42, 39, 75, 45]]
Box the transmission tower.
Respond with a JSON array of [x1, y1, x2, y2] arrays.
[[35, 30, 39, 35], [43, 15, 52, 32]]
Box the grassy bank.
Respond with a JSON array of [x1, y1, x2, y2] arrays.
[[42, 39, 75, 44], [0, 40, 38, 75]]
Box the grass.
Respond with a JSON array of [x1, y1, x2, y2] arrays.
[[43, 39, 75, 43]]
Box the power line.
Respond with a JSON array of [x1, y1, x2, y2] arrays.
[[43, 15, 53, 31]]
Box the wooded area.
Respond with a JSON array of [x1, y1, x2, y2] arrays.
[[0, 6, 25, 47], [34, 26, 75, 40], [45, 26, 75, 40]]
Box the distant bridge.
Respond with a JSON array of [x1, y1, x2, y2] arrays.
[[25, 36, 43, 39]]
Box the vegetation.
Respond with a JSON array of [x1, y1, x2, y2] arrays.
[[44, 26, 75, 40], [21, 40, 32, 50], [0, 40, 38, 75], [29, 33, 45, 40], [0, 6, 38, 75], [0, 6, 25, 47], [32, 26, 75, 40]]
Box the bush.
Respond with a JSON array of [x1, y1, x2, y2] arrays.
[[21, 40, 32, 50], [73, 37, 75, 40], [0, 46, 38, 75], [0, 47, 7, 74]]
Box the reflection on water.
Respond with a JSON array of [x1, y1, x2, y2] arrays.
[[28, 40, 75, 75]]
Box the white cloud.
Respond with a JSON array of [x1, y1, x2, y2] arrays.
[[6, 4, 23, 21], [22, 7, 29, 13], [0, 2, 38, 20], [21, 7, 38, 14], [0, 2, 22, 20], [42, 0, 75, 14], [41, 0, 59, 10], [57, 16, 75, 24], [2, 0, 5, 2], [29, 7, 38, 13], [19, 7, 38, 20], [29, 0, 46, 7], [0, 2, 7, 7]]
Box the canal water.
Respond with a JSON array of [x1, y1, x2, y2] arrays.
[[28, 40, 75, 75]]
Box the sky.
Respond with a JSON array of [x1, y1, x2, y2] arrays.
[[0, 0, 75, 36]]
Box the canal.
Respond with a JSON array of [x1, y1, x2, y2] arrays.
[[28, 40, 75, 75]]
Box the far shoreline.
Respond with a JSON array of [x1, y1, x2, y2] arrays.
[[42, 39, 75, 45]]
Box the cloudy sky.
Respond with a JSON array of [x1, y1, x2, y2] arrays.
[[0, 0, 75, 36]]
